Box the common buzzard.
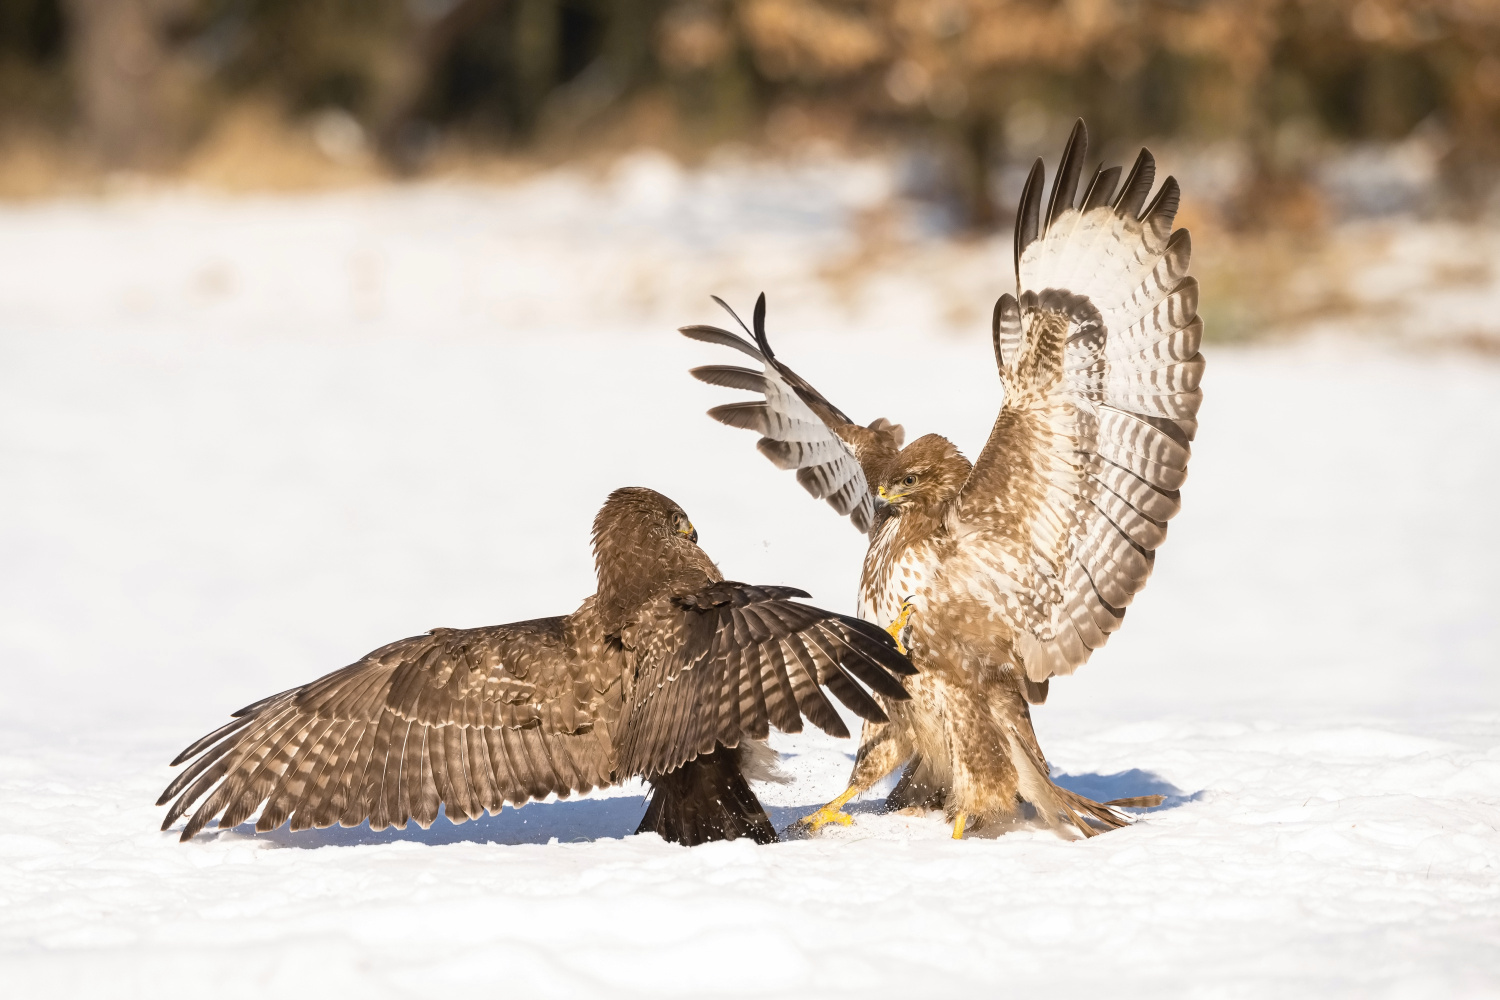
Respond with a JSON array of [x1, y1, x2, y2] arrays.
[[158, 487, 915, 846], [681, 121, 1200, 838]]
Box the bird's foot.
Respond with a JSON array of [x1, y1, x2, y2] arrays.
[[952, 812, 968, 840], [795, 805, 854, 834], [885, 599, 917, 655], [791, 787, 858, 836]]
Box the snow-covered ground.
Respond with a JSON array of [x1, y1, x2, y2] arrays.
[[2, 161, 1498, 997]]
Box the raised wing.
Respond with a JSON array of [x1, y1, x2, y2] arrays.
[[682, 294, 904, 533], [615, 581, 915, 778], [158, 614, 622, 841], [955, 119, 1204, 682]]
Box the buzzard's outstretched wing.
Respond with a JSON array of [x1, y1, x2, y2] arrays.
[[682, 294, 904, 533], [954, 120, 1203, 682], [160, 589, 912, 841], [616, 581, 915, 778], [158, 615, 623, 841]]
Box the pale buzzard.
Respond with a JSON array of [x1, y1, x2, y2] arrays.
[[681, 121, 1200, 838]]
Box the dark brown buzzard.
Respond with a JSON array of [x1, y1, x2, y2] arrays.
[[681, 121, 1199, 839], [158, 487, 914, 846]]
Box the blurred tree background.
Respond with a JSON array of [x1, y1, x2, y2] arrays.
[[0, 0, 1497, 229]]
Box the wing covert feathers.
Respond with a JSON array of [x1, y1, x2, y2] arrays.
[[683, 294, 903, 533], [962, 119, 1204, 683]]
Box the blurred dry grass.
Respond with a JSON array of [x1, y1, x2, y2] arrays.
[[0, 1, 1497, 349]]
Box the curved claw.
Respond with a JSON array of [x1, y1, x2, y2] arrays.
[[793, 805, 855, 834], [791, 786, 860, 835], [886, 598, 917, 655]]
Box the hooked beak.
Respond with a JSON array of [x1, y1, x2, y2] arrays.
[[877, 485, 907, 505], [679, 523, 698, 544]]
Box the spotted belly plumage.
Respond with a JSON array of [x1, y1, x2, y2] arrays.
[[858, 516, 940, 628]]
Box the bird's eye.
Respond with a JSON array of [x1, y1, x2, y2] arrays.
[[903, 475, 917, 486]]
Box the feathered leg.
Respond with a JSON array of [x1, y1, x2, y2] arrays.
[[790, 716, 910, 835], [792, 601, 922, 836]]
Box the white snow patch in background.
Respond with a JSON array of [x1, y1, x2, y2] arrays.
[[1, 166, 1497, 997]]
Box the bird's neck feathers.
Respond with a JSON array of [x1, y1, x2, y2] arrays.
[[877, 503, 951, 568]]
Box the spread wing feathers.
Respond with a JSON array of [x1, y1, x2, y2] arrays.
[[158, 619, 620, 841], [958, 119, 1204, 683], [682, 293, 904, 533], [616, 582, 915, 779]]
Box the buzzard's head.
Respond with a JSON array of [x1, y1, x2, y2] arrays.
[[877, 434, 971, 512], [591, 488, 713, 631], [593, 487, 699, 552]]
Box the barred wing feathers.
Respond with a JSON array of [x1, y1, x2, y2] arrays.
[[956, 120, 1204, 682], [161, 588, 915, 841], [682, 294, 904, 533], [158, 614, 622, 841], [616, 581, 915, 779]]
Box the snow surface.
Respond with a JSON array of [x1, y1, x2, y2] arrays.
[[2, 162, 1498, 997]]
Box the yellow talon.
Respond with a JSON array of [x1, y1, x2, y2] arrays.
[[952, 812, 967, 840], [794, 786, 858, 834], [886, 599, 917, 655], [800, 806, 854, 831]]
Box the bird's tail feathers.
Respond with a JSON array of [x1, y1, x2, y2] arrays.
[[1104, 794, 1167, 809], [638, 743, 778, 846], [1005, 725, 1145, 839]]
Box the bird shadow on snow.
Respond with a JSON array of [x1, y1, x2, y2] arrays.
[[1052, 768, 1202, 810], [767, 767, 1199, 834], [234, 795, 654, 849], [209, 769, 1198, 850]]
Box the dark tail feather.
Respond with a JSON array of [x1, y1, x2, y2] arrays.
[[638, 744, 777, 846]]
